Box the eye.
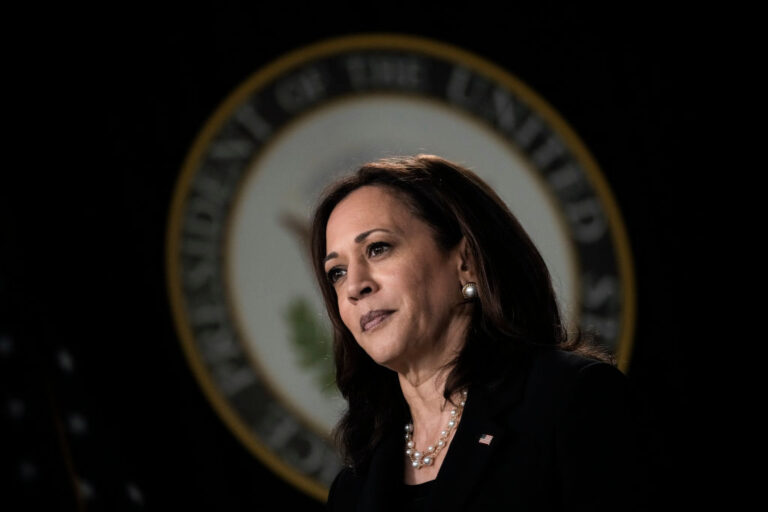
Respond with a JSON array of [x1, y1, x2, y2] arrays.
[[367, 241, 391, 258], [327, 266, 346, 285]]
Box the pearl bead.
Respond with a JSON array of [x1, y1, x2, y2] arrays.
[[403, 390, 468, 470]]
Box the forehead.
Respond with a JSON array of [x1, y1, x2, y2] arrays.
[[326, 186, 412, 241]]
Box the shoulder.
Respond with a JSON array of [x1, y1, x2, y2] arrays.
[[530, 347, 615, 373], [540, 351, 647, 508], [526, 349, 635, 431], [515, 349, 630, 420], [528, 348, 625, 389]]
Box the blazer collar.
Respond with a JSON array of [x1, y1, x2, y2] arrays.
[[357, 352, 531, 512], [428, 352, 530, 511]]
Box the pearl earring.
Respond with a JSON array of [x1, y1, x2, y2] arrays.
[[461, 282, 478, 300]]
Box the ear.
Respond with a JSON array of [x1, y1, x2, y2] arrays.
[[454, 236, 478, 283]]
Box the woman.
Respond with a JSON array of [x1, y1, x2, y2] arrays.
[[311, 155, 646, 511]]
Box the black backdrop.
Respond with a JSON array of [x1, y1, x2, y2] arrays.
[[3, 5, 717, 510]]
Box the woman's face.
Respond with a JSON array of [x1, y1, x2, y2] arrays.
[[324, 185, 472, 374]]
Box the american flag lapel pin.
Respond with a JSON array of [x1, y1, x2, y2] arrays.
[[478, 434, 494, 445]]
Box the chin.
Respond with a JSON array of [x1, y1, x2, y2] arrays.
[[355, 323, 407, 369], [362, 345, 403, 371], [375, 352, 410, 374], [366, 350, 396, 368]]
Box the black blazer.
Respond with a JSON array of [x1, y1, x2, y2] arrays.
[[327, 349, 648, 511]]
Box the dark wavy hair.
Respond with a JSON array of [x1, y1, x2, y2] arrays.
[[310, 155, 611, 472]]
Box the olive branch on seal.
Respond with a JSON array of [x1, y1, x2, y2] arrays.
[[280, 211, 336, 395], [284, 297, 336, 396]]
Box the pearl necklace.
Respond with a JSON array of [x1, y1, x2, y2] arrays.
[[404, 389, 467, 469]]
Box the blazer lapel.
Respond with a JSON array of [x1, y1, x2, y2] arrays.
[[428, 355, 530, 512]]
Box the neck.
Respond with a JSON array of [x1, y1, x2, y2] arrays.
[[395, 319, 469, 443], [399, 367, 450, 421], [398, 368, 463, 448]]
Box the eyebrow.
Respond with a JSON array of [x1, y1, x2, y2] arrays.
[[324, 228, 392, 264]]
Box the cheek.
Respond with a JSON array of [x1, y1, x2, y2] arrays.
[[338, 302, 357, 334], [414, 267, 459, 317]]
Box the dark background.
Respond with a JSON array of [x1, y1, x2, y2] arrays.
[[3, 5, 719, 510]]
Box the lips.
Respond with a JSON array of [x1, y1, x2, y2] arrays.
[[360, 310, 395, 332]]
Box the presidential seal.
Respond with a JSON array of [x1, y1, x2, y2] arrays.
[[165, 34, 636, 501]]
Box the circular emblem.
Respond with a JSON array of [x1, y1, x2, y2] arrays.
[[166, 34, 636, 501]]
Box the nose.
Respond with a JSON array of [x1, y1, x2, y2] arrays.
[[345, 260, 378, 303]]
